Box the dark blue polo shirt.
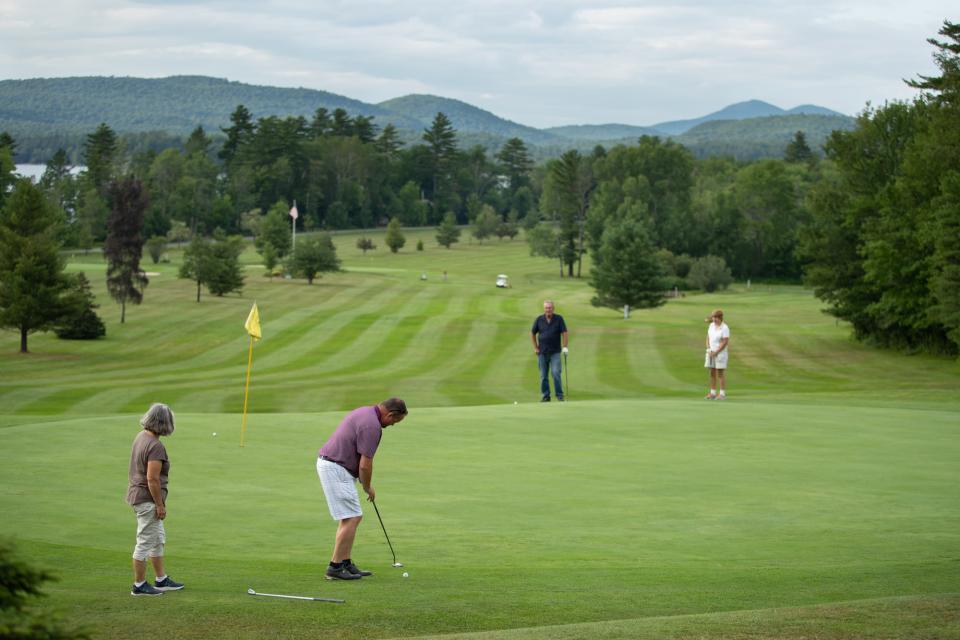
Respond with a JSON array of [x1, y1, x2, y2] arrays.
[[531, 314, 567, 355]]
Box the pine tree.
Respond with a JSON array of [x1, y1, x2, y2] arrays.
[[384, 217, 406, 253], [185, 125, 212, 157], [0, 138, 16, 212], [784, 130, 815, 163], [496, 137, 534, 193], [375, 124, 404, 157], [0, 540, 91, 639], [422, 112, 458, 208], [82, 123, 118, 195], [219, 105, 254, 164], [0, 180, 70, 352], [590, 216, 669, 314], [435, 211, 461, 248], [353, 115, 378, 143], [310, 107, 331, 138], [331, 109, 354, 137], [55, 272, 106, 340]]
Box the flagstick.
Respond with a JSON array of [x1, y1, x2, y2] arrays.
[[240, 335, 254, 448]]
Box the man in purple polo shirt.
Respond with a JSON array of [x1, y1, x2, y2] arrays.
[[316, 397, 408, 580]]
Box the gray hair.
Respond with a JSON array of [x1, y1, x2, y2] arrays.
[[140, 403, 175, 436]]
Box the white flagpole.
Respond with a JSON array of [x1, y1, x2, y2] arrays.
[[292, 199, 297, 249]]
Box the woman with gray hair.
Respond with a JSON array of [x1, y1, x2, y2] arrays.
[[126, 403, 185, 596]]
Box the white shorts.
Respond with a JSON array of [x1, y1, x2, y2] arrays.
[[705, 349, 729, 370], [132, 502, 166, 560], [316, 458, 363, 521]]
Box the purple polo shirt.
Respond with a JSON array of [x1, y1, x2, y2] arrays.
[[318, 405, 384, 478]]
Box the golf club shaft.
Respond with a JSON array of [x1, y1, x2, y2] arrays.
[[371, 500, 399, 565], [249, 590, 344, 603], [564, 352, 569, 400]]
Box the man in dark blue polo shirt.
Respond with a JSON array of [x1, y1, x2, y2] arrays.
[[530, 300, 569, 401]]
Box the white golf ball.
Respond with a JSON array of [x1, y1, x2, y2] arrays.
[[212, 432, 217, 437], [402, 572, 409, 578], [513, 401, 518, 405]]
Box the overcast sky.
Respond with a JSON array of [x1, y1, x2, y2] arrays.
[[0, 1, 954, 127]]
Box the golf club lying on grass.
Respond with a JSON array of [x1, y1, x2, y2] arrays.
[[247, 588, 344, 603], [371, 500, 403, 567]]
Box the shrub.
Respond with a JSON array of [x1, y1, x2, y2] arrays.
[[687, 255, 733, 292], [145, 235, 167, 264]]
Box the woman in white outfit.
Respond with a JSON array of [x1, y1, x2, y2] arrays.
[[704, 309, 730, 400]]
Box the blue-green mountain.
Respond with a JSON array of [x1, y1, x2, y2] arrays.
[[0, 76, 854, 162]]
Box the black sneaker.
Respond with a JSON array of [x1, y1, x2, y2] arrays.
[[154, 576, 184, 591], [541, 397, 550, 402], [325, 565, 361, 580], [131, 582, 163, 596], [345, 562, 372, 577]]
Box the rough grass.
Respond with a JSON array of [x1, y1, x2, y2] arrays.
[[1, 228, 958, 639]]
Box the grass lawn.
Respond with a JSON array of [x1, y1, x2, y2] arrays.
[[1, 228, 958, 639]]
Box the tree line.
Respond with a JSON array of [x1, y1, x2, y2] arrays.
[[1, 21, 957, 355]]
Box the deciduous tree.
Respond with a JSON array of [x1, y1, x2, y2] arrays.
[[288, 233, 340, 284], [104, 176, 149, 323], [471, 205, 499, 244]]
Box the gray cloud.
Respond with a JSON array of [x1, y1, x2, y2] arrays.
[[0, 0, 954, 127]]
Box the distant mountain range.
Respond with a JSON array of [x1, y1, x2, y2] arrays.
[[0, 75, 856, 161]]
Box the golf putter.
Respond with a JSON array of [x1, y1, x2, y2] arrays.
[[564, 352, 569, 400], [371, 500, 403, 567]]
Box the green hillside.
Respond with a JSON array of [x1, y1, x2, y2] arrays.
[[379, 94, 565, 146], [0, 231, 958, 639], [544, 123, 665, 141], [675, 114, 857, 160], [0, 75, 423, 135]]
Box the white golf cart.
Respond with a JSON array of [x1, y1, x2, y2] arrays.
[[495, 274, 510, 288]]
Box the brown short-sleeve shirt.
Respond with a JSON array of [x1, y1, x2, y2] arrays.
[[126, 431, 169, 505]]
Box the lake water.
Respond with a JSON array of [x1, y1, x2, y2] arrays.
[[15, 164, 85, 181]]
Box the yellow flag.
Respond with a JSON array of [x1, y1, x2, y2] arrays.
[[244, 303, 262, 341]]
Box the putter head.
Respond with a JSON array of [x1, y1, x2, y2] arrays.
[[392, 562, 404, 568], [247, 588, 256, 595]]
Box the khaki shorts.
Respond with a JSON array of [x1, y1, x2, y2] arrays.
[[316, 458, 363, 520], [705, 349, 729, 370], [132, 502, 166, 560]]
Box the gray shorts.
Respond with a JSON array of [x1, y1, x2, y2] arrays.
[[316, 458, 362, 520], [132, 502, 165, 560]]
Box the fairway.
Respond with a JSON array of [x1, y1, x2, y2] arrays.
[[1, 229, 959, 639]]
